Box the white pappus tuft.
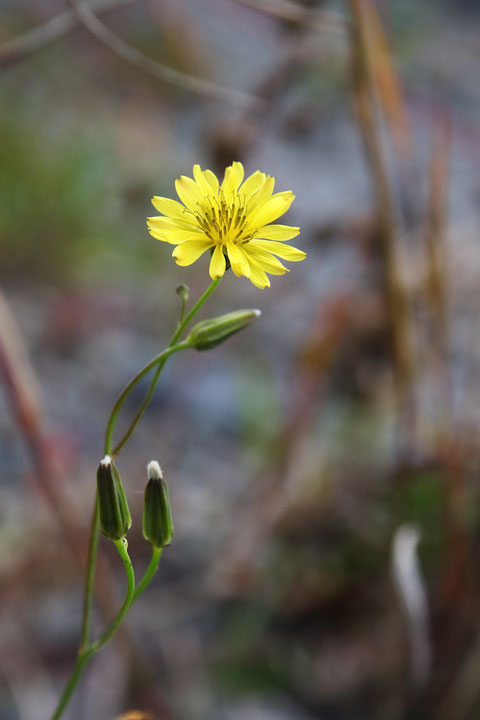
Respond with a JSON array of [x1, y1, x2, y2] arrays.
[[147, 460, 163, 480]]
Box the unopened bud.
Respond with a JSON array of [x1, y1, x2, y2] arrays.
[[97, 456, 132, 541], [143, 461, 174, 548], [186, 309, 261, 351], [176, 283, 189, 302]]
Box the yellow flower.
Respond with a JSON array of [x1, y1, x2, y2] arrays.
[[147, 162, 305, 289]]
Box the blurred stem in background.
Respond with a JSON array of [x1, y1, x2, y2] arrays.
[[348, 0, 415, 451]]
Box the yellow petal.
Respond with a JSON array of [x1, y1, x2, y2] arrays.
[[156, 229, 208, 243], [244, 246, 288, 275], [203, 169, 219, 193], [193, 164, 215, 195], [209, 244, 226, 279], [254, 224, 300, 241], [148, 228, 181, 245], [221, 162, 244, 196], [175, 176, 205, 213], [249, 239, 306, 261], [148, 216, 200, 232], [151, 196, 192, 219], [226, 242, 250, 277], [246, 176, 275, 213], [245, 256, 271, 289], [149, 228, 206, 245], [240, 170, 266, 198], [173, 239, 213, 266], [246, 192, 294, 230]]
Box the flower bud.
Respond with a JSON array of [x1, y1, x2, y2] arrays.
[[97, 456, 132, 541], [176, 283, 189, 302], [186, 309, 261, 351], [143, 461, 174, 548]]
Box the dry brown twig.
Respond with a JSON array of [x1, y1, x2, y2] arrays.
[[348, 0, 415, 450], [65, 0, 264, 109], [0, 287, 126, 629], [0, 0, 134, 68], [0, 0, 263, 109], [234, 0, 349, 34]]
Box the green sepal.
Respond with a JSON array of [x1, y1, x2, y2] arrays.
[[97, 457, 132, 541], [143, 463, 174, 548], [185, 309, 261, 351]]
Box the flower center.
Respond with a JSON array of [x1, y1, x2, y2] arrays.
[[194, 191, 250, 246]]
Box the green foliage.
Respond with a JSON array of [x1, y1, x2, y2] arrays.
[[395, 468, 446, 573], [0, 108, 122, 282], [237, 362, 282, 455], [211, 601, 288, 695]]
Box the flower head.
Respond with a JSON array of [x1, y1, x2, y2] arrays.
[[148, 162, 305, 288]]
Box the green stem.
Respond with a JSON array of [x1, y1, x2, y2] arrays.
[[173, 277, 221, 345], [110, 277, 221, 458], [104, 340, 190, 456], [51, 539, 135, 720], [54, 277, 221, 719], [177, 285, 189, 326], [51, 651, 92, 720], [80, 495, 100, 650], [91, 539, 135, 651], [132, 546, 162, 604]]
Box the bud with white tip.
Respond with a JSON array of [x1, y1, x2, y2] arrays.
[[143, 461, 174, 548], [97, 456, 132, 541]]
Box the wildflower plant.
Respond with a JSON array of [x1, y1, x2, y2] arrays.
[[50, 163, 305, 719]]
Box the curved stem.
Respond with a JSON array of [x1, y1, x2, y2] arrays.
[[132, 546, 162, 604], [91, 538, 135, 651], [110, 277, 221, 458], [104, 340, 190, 456], [50, 539, 135, 720]]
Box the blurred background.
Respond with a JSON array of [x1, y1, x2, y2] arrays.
[[1, 1, 480, 718]]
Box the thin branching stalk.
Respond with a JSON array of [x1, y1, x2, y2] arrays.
[[51, 277, 221, 720], [51, 539, 135, 720]]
